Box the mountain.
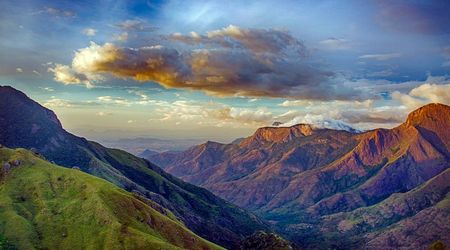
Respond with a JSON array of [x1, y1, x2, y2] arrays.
[[149, 124, 358, 209], [101, 137, 204, 155], [148, 103, 450, 248], [0, 146, 222, 250], [138, 149, 160, 159], [0, 86, 268, 249]]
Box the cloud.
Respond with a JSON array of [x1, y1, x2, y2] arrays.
[[349, 75, 449, 95], [43, 94, 149, 110], [279, 100, 311, 107], [33, 7, 76, 18], [366, 69, 393, 77], [82, 28, 97, 36], [39, 87, 54, 92], [127, 89, 155, 105], [210, 107, 274, 124], [392, 83, 450, 110], [274, 98, 407, 130], [48, 64, 92, 88], [152, 97, 398, 131], [114, 32, 128, 41], [97, 95, 131, 106], [42, 97, 101, 108], [51, 29, 362, 100], [43, 98, 74, 108], [70, 42, 188, 86], [171, 25, 305, 55], [278, 114, 359, 132], [280, 99, 373, 108], [16, 68, 23, 73], [339, 109, 403, 124], [359, 53, 401, 61], [319, 38, 350, 50], [114, 19, 155, 32], [154, 99, 275, 127], [96, 111, 112, 116]]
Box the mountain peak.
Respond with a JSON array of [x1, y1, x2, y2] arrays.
[[0, 85, 29, 99], [240, 123, 314, 146], [405, 103, 450, 128], [0, 85, 63, 131]]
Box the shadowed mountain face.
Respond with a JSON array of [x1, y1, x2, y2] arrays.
[[148, 103, 450, 248], [0, 86, 268, 249]]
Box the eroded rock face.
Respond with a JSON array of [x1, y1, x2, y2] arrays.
[[240, 124, 314, 147]]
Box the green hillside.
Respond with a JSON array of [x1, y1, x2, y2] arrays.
[[0, 147, 223, 250], [0, 86, 269, 248]]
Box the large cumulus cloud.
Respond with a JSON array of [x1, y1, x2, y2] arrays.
[[49, 26, 363, 100], [392, 83, 450, 110]]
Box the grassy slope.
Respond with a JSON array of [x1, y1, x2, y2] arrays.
[[86, 142, 268, 248], [0, 147, 223, 250], [0, 86, 268, 248]]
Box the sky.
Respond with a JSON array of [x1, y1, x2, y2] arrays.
[[1, 0, 449, 142]]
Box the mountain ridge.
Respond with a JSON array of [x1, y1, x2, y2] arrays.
[[0, 146, 223, 250], [0, 85, 269, 249], [148, 102, 450, 248]]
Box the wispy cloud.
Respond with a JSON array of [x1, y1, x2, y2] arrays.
[[114, 32, 128, 41], [359, 53, 401, 61], [96, 111, 113, 116], [114, 19, 156, 32], [43, 98, 100, 108], [82, 28, 97, 37], [33, 7, 76, 18], [319, 38, 350, 50], [97, 96, 131, 106]]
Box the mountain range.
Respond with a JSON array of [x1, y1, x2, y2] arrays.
[[147, 103, 450, 249], [0, 86, 268, 249], [1, 85, 449, 249]]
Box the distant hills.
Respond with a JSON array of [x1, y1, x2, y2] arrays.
[[101, 137, 204, 155], [0, 146, 222, 250], [148, 103, 450, 248], [0, 86, 268, 249]]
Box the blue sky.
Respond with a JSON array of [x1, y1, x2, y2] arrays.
[[1, 0, 449, 141]]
